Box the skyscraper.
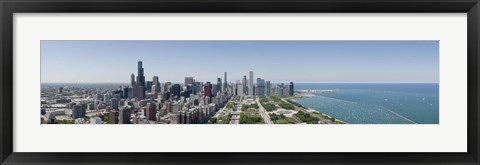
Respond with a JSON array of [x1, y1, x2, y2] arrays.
[[289, 82, 294, 96], [249, 71, 254, 96], [172, 84, 181, 99], [236, 80, 244, 96], [72, 104, 86, 119], [123, 86, 129, 99], [136, 61, 145, 90], [151, 85, 157, 95], [242, 75, 247, 95], [137, 86, 145, 100], [110, 98, 119, 109], [204, 82, 212, 97], [136, 61, 146, 99], [146, 81, 153, 93], [185, 77, 194, 85], [162, 82, 171, 94], [118, 106, 132, 124], [266, 81, 271, 96], [217, 78, 222, 92], [127, 87, 134, 99], [130, 73, 136, 87], [223, 72, 227, 91], [256, 78, 266, 96], [185, 84, 193, 96], [279, 83, 285, 96], [146, 103, 157, 121], [153, 76, 159, 92], [103, 93, 110, 102], [108, 110, 119, 124]]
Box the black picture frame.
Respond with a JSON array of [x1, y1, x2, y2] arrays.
[[1, 0, 479, 164]]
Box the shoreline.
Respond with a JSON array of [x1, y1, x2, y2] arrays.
[[304, 107, 348, 124], [286, 95, 347, 124]]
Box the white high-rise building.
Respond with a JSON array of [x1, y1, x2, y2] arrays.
[[236, 80, 244, 96], [249, 71, 254, 96], [103, 94, 110, 102], [151, 85, 157, 95], [130, 73, 136, 87]]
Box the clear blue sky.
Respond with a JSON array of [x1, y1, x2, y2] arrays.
[[41, 40, 439, 83]]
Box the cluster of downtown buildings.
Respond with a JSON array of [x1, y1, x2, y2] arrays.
[[41, 61, 295, 124]]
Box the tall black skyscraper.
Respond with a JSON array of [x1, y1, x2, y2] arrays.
[[123, 86, 129, 99], [288, 82, 294, 96], [136, 61, 145, 89], [242, 75, 247, 94], [172, 84, 181, 99], [217, 78, 222, 93], [146, 81, 153, 93], [133, 61, 146, 100], [223, 72, 227, 91], [153, 76, 159, 93]]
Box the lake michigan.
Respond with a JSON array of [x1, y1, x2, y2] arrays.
[[294, 83, 439, 124]]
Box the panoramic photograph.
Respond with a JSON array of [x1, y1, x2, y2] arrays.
[[40, 40, 439, 124]]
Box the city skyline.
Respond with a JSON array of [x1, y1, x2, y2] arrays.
[[41, 59, 438, 124], [41, 40, 439, 83], [41, 55, 439, 124], [42, 60, 300, 124]]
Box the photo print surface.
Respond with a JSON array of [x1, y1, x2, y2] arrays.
[[40, 40, 439, 124]]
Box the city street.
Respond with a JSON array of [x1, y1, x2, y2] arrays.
[[256, 97, 273, 124]]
